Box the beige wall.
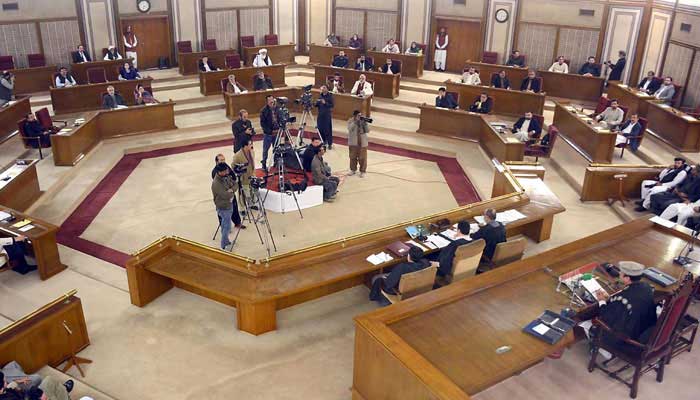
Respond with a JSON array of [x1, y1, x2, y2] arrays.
[[276, 0, 296, 45], [434, 0, 484, 19], [640, 8, 672, 81], [486, 0, 517, 64], [0, 0, 77, 20], [307, 0, 328, 47], [671, 11, 700, 47], [404, 0, 427, 45], [336, 0, 398, 11], [88, 1, 113, 53], [174, 0, 201, 46], [520, 0, 604, 28], [206, 0, 267, 9], [118, 0, 168, 14]]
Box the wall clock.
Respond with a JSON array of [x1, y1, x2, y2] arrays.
[[495, 8, 509, 23], [137, 0, 151, 13]]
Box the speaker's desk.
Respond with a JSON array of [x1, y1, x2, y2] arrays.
[[241, 44, 296, 67]]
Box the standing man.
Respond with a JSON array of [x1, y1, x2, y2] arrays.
[[259, 95, 279, 170], [212, 163, 237, 249], [316, 85, 334, 149], [123, 25, 138, 68], [211, 154, 244, 230], [434, 27, 448, 72], [605, 50, 627, 82], [348, 110, 369, 177], [232, 109, 255, 153]]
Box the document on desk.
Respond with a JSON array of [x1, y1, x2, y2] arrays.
[[18, 224, 34, 232], [12, 219, 32, 228], [650, 215, 675, 228], [426, 234, 451, 249], [682, 115, 697, 122], [475, 209, 526, 225], [366, 252, 393, 266], [405, 240, 428, 251], [0, 211, 10, 221], [440, 228, 459, 240]]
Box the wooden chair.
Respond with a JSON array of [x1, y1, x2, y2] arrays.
[[436, 239, 485, 286], [391, 59, 402, 74], [0, 56, 15, 70], [616, 117, 648, 157], [35, 107, 67, 134], [86, 67, 107, 84], [202, 39, 217, 51], [588, 274, 698, 399], [177, 41, 193, 54], [416, 43, 427, 54], [225, 54, 241, 69], [592, 96, 612, 115], [220, 78, 228, 93], [240, 36, 255, 49], [525, 125, 559, 161], [17, 118, 51, 159], [264, 34, 278, 45], [480, 237, 527, 272], [381, 265, 437, 304], [447, 91, 459, 104], [27, 54, 46, 68], [482, 51, 498, 64]]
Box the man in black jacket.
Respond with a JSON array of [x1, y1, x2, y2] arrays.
[[638, 71, 661, 94], [506, 50, 526, 67], [198, 56, 219, 72], [22, 113, 52, 147], [72, 45, 91, 63], [468, 93, 492, 114], [332, 51, 349, 68], [232, 109, 255, 152], [435, 87, 458, 109], [369, 246, 431, 304], [302, 137, 322, 171], [315, 85, 334, 149], [259, 95, 279, 170], [520, 70, 541, 93], [605, 50, 627, 82], [491, 70, 510, 89], [511, 112, 541, 143], [102, 85, 126, 109], [471, 208, 506, 262], [354, 55, 374, 71], [253, 71, 274, 91], [650, 165, 700, 215], [578, 56, 601, 77], [381, 59, 400, 74], [432, 221, 471, 277]]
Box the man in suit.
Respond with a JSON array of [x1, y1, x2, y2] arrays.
[[469, 93, 492, 114], [614, 114, 643, 151], [605, 50, 627, 82], [232, 109, 255, 152], [653, 77, 675, 104], [253, 71, 274, 91], [225, 74, 247, 94], [548, 56, 569, 73], [506, 50, 526, 67], [381, 59, 400, 75], [102, 85, 126, 109], [316, 85, 334, 149], [431, 221, 471, 278], [0, 235, 36, 275], [252, 49, 273, 67], [351, 74, 373, 97], [491, 70, 510, 89], [471, 208, 506, 263], [22, 112, 52, 147], [72, 45, 91, 63], [579, 56, 601, 77], [520, 70, 541, 93], [198, 56, 219, 72], [638, 71, 661, 94], [511, 112, 541, 143], [354, 55, 374, 71], [595, 99, 624, 129], [54, 67, 77, 88], [650, 165, 700, 215], [369, 245, 431, 304], [435, 87, 458, 109], [635, 157, 687, 212], [331, 50, 349, 68], [259, 95, 278, 170]]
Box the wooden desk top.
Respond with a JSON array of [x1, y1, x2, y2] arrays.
[[552, 101, 617, 163], [50, 78, 154, 115], [446, 80, 545, 116], [354, 217, 693, 399], [0, 204, 57, 241], [0, 159, 41, 212], [0, 96, 31, 143], [646, 100, 700, 124], [536, 70, 605, 103]]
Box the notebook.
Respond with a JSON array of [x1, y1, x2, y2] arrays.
[[523, 310, 576, 345], [386, 241, 411, 258]]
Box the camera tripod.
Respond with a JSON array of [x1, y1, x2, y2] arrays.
[[295, 106, 323, 146], [270, 124, 305, 217], [247, 182, 277, 257]]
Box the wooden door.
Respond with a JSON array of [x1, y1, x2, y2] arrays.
[[120, 16, 172, 70], [431, 18, 481, 73]]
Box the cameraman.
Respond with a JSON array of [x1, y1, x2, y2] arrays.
[[348, 110, 369, 177], [0, 71, 14, 106], [260, 95, 279, 170], [232, 109, 255, 153], [211, 154, 244, 230], [316, 85, 334, 149]]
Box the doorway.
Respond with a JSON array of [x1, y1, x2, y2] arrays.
[[119, 15, 173, 70], [430, 18, 482, 72]]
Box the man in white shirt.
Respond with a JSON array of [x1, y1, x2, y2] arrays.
[[381, 39, 400, 54], [636, 157, 687, 211], [1, 235, 35, 274], [54, 67, 77, 88], [638, 71, 660, 94], [434, 27, 448, 72], [461, 67, 481, 85], [660, 197, 700, 227], [103, 45, 122, 61], [548, 56, 569, 73], [595, 100, 624, 129], [511, 112, 541, 142], [351, 75, 373, 97], [123, 25, 138, 68], [253, 49, 273, 67], [653, 77, 675, 104]]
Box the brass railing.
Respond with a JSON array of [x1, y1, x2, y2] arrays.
[[0, 290, 77, 336]]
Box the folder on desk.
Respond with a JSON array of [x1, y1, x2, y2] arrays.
[[642, 267, 677, 287], [386, 241, 411, 258], [523, 310, 575, 345]]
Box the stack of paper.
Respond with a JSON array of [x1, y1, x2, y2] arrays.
[[18, 224, 34, 232], [405, 240, 428, 251], [426, 234, 451, 249], [366, 252, 394, 266], [11, 219, 32, 228], [0, 211, 11, 221], [440, 228, 459, 240], [475, 209, 527, 225]]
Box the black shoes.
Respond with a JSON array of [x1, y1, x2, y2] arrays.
[[64, 380, 74, 393], [634, 206, 646, 212]]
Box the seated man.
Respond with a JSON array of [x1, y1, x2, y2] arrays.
[[369, 245, 430, 304], [252, 49, 273, 67], [1, 361, 42, 393], [324, 33, 340, 47], [331, 51, 349, 68], [468, 93, 492, 114], [232, 109, 255, 153], [253, 71, 274, 91], [471, 208, 506, 264], [354, 55, 374, 71], [431, 221, 471, 278], [653, 77, 675, 104], [311, 145, 339, 201], [1, 235, 36, 274], [118, 62, 141, 80], [520, 70, 540, 93], [649, 165, 700, 215], [614, 114, 642, 151], [134, 84, 156, 105], [491, 70, 510, 89], [578, 56, 601, 77], [511, 111, 541, 143], [595, 99, 624, 129], [506, 50, 526, 67], [548, 56, 569, 73], [327, 73, 344, 93], [435, 87, 458, 109], [225, 74, 247, 94], [302, 136, 322, 171], [0, 72, 14, 106], [405, 41, 421, 54], [660, 196, 700, 227], [198, 56, 219, 72], [381, 59, 400, 74], [351, 74, 373, 97], [638, 71, 661, 94], [103, 45, 122, 60], [382, 39, 400, 54], [461, 67, 481, 85], [72, 45, 91, 63], [22, 113, 52, 147], [348, 34, 362, 50], [102, 85, 126, 109], [54, 67, 77, 88], [636, 157, 687, 212]]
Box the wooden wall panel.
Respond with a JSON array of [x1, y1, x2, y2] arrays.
[[557, 28, 600, 73], [205, 10, 238, 51], [639, 9, 672, 83], [663, 43, 693, 85], [683, 58, 700, 108], [335, 9, 364, 46], [239, 8, 270, 46], [0, 24, 40, 69], [40, 20, 82, 67], [516, 23, 557, 70], [366, 11, 398, 51]]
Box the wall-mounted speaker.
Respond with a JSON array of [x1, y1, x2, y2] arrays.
[[681, 23, 692, 33], [2, 2, 18, 10], [579, 9, 595, 17]]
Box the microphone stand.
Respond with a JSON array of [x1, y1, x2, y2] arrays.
[[673, 223, 700, 266]]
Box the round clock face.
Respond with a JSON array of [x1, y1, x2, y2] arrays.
[[495, 8, 509, 23], [137, 0, 150, 13]]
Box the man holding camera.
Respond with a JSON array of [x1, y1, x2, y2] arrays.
[[232, 109, 255, 153], [348, 110, 369, 177], [212, 161, 240, 250], [260, 95, 279, 170], [316, 85, 334, 149], [0, 71, 14, 106], [211, 153, 244, 229]]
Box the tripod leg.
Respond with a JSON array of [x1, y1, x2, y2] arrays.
[[213, 221, 220, 240]]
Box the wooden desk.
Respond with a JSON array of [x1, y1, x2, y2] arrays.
[[224, 87, 298, 119], [552, 101, 617, 163], [70, 59, 131, 84], [416, 104, 524, 162], [0, 206, 67, 279], [0, 159, 41, 212], [126, 168, 564, 335], [581, 164, 664, 201], [51, 102, 176, 166], [0, 96, 31, 143], [446, 81, 545, 117], [178, 49, 236, 76], [368, 50, 424, 78], [313, 65, 400, 99], [352, 217, 690, 400], [464, 61, 529, 87], [606, 82, 653, 117], [241, 44, 296, 67], [0, 291, 89, 373], [50, 78, 154, 115], [645, 102, 700, 152], [199, 64, 286, 96], [10, 66, 57, 94], [537, 70, 604, 103], [310, 88, 371, 120], [308, 44, 361, 66]]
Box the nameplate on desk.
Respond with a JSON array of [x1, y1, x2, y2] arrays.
[[650, 215, 675, 228], [618, 84, 628, 88], [682, 115, 697, 122], [505, 137, 521, 143], [659, 104, 671, 109]]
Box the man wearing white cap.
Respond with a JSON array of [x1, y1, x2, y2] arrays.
[[253, 49, 273, 67]]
